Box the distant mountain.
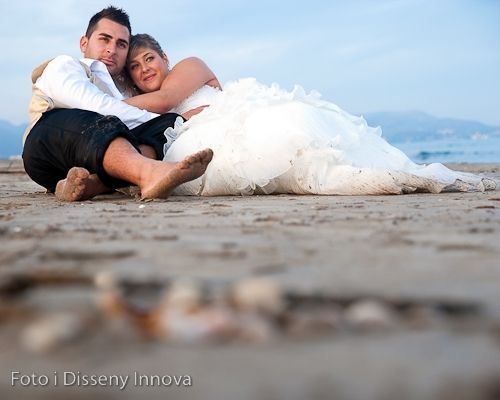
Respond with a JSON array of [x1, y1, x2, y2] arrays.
[[363, 111, 500, 143], [0, 120, 26, 158]]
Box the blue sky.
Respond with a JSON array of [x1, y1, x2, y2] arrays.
[[1, 0, 499, 126]]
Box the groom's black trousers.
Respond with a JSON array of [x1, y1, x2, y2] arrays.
[[22, 109, 180, 192]]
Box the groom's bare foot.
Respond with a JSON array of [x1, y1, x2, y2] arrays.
[[55, 167, 110, 202], [140, 149, 213, 200]]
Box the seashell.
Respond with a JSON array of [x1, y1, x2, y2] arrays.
[[21, 312, 85, 353], [94, 271, 128, 318], [231, 277, 284, 315], [95, 289, 129, 319], [154, 305, 237, 343], [94, 270, 118, 292], [344, 299, 396, 330], [161, 279, 203, 312]]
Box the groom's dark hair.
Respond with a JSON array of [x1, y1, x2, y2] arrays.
[[85, 6, 132, 38]]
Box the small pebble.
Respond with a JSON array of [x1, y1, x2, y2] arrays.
[[235, 312, 277, 343], [406, 306, 442, 329], [286, 307, 341, 338]]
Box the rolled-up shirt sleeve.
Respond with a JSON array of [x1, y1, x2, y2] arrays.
[[35, 55, 158, 129]]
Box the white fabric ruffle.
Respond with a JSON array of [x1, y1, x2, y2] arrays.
[[163, 78, 496, 196]]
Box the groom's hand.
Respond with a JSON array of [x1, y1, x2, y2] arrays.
[[181, 105, 209, 120]]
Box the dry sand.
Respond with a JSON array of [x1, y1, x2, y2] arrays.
[[1, 159, 500, 400]]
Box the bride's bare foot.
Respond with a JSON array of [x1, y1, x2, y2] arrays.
[[55, 167, 111, 202], [140, 149, 213, 200]]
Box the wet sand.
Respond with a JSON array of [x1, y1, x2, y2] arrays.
[[1, 159, 500, 400]]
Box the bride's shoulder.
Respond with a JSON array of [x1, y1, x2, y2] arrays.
[[173, 57, 209, 70]]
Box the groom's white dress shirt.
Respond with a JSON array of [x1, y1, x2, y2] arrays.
[[34, 55, 158, 129]]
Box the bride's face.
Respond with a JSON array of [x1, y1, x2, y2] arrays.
[[127, 47, 169, 93]]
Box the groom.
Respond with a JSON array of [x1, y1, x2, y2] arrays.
[[22, 6, 212, 201]]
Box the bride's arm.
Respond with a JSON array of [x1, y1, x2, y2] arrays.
[[124, 57, 221, 114]]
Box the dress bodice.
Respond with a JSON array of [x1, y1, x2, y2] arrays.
[[170, 85, 220, 115]]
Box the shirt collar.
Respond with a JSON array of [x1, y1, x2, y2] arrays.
[[80, 58, 124, 100], [80, 58, 107, 71]]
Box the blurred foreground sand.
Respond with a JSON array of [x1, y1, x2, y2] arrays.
[[1, 160, 500, 400]]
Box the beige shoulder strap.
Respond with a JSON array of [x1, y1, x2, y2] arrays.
[[31, 59, 54, 83], [24, 58, 99, 144]]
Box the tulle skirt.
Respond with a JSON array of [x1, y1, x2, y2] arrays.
[[163, 78, 495, 195]]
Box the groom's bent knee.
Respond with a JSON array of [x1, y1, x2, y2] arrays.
[[22, 109, 141, 191]]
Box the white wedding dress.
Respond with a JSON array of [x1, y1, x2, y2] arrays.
[[163, 78, 496, 196]]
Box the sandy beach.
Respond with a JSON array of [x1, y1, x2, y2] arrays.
[[1, 159, 499, 400]]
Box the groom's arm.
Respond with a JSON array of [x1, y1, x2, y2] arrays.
[[35, 55, 158, 129]]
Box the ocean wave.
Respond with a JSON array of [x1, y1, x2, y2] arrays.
[[394, 137, 500, 163]]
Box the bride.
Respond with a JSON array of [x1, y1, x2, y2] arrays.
[[125, 34, 496, 196]]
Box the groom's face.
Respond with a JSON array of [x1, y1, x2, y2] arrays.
[[80, 18, 130, 77]]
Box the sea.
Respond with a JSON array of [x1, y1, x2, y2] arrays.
[[389, 135, 500, 164], [3, 128, 500, 165]]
